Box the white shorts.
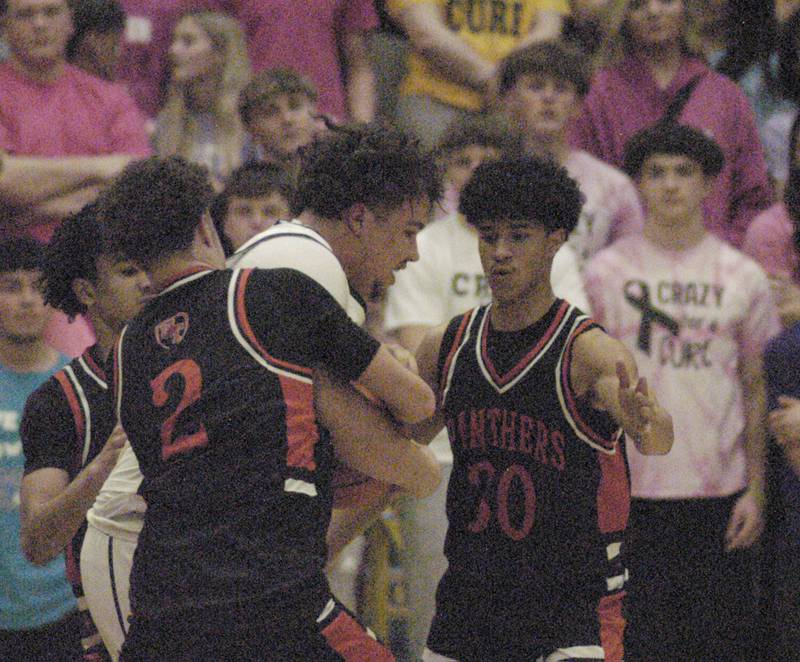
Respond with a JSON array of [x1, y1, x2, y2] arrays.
[[80, 525, 136, 662]]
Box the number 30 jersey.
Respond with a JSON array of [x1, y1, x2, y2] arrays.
[[112, 267, 379, 620], [429, 299, 629, 658]]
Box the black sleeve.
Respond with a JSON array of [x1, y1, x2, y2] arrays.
[[245, 268, 380, 382], [21, 377, 77, 475]]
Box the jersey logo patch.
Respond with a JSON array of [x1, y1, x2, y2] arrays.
[[155, 313, 189, 349]]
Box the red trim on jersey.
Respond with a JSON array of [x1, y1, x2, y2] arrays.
[[234, 269, 313, 378], [480, 301, 570, 388], [278, 375, 318, 471], [596, 450, 630, 534], [438, 310, 473, 400], [561, 320, 619, 450], [597, 591, 625, 662], [81, 347, 107, 384], [320, 611, 395, 661]]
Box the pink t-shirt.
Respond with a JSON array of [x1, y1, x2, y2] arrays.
[[570, 57, 772, 249], [565, 150, 644, 268], [584, 233, 779, 499], [117, 1, 185, 118], [188, 0, 379, 120], [742, 202, 798, 281], [0, 62, 151, 241]]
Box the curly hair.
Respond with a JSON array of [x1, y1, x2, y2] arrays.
[[98, 156, 214, 268], [293, 122, 443, 219], [0, 237, 45, 275], [459, 156, 584, 235], [41, 202, 105, 319]]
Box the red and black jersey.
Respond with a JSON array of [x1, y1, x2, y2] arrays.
[[112, 267, 379, 620], [21, 345, 115, 661], [428, 300, 630, 659]]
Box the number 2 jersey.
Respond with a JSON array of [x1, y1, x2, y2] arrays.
[[428, 299, 629, 660], [112, 267, 379, 620]]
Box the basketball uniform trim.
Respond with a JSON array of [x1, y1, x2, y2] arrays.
[[477, 300, 572, 392], [439, 308, 480, 409], [230, 269, 313, 381], [555, 317, 621, 453], [78, 353, 107, 389]]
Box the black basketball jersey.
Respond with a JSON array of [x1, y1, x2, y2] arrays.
[[112, 267, 379, 620], [428, 300, 630, 658], [21, 345, 115, 661]]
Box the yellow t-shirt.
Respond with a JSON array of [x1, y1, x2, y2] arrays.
[[389, 0, 570, 110]]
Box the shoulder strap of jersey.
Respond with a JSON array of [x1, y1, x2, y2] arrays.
[[53, 364, 92, 469], [437, 306, 483, 409]]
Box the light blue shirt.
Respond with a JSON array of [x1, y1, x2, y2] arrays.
[[0, 357, 75, 631]]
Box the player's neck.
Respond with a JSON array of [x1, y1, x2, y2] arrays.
[[643, 214, 707, 252], [89, 316, 120, 365], [491, 286, 556, 332], [148, 255, 218, 295], [0, 336, 58, 373]]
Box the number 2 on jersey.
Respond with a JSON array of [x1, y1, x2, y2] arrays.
[[468, 461, 536, 541], [150, 359, 208, 460]]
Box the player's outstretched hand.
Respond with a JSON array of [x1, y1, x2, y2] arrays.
[[92, 423, 127, 477], [616, 361, 673, 456], [725, 489, 764, 551], [384, 342, 419, 375]]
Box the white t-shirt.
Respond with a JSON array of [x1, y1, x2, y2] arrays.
[[229, 220, 366, 326], [86, 442, 144, 541], [384, 213, 589, 461], [584, 233, 780, 499]]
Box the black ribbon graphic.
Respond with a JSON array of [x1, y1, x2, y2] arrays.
[[624, 281, 681, 354]]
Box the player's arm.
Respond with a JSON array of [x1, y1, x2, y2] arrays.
[[403, 323, 448, 444], [315, 370, 441, 498], [19, 384, 127, 565], [571, 328, 674, 456]]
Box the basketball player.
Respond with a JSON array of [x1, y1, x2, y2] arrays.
[[229, 122, 443, 558], [100, 156, 439, 660], [412, 156, 673, 662], [18, 205, 150, 661]]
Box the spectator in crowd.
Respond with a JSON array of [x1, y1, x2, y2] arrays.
[[584, 124, 777, 660], [433, 114, 518, 220], [0, 238, 79, 662], [744, 114, 800, 329], [66, 0, 126, 81], [387, 0, 571, 150], [188, 0, 378, 123], [153, 10, 250, 187], [563, 0, 620, 62], [19, 205, 149, 661], [762, 6, 800, 194], [570, 0, 773, 248], [763, 292, 800, 659], [115, 1, 185, 120], [210, 161, 292, 256], [499, 41, 644, 269], [238, 68, 321, 179], [0, 0, 151, 357]]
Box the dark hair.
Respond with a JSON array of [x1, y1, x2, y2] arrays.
[[777, 8, 800, 104], [623, 123, 724, 178], [715, 0, 778, 89], [459, 156, 584, 235], [66, 0, 126, 59], [238, 68, 318, 126], [498, 41, 590, 97], [99, 156, 214, 268], [0, 237, 45, 275], [436, 115, 522, 159], [40, 203, 107, 319], [294, 122, 443, 219], [210, 162, 293, 256]]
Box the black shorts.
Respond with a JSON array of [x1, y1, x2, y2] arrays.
[[120, 595, 395, 661]]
